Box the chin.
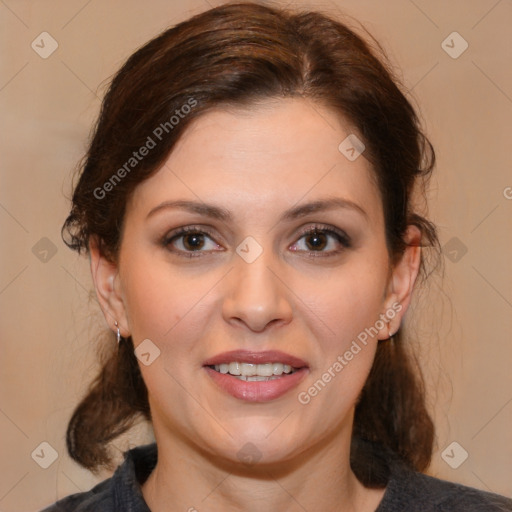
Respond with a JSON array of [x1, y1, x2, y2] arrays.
[[203, 427, 304, 468]]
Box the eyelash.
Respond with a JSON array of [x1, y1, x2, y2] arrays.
[[162, 224, 351, 259]]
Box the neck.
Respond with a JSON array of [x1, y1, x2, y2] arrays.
[[141, 425, 385, 512]]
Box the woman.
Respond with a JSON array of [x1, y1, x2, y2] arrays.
[[42, 2, 512, 510]]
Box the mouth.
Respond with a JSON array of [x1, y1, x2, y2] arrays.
[[202, 350, 309, 402]]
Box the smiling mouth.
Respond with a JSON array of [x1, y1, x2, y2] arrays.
[[207, 362, 300, 381]]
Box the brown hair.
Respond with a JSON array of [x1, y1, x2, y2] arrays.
[[62, 1, 439, 480]]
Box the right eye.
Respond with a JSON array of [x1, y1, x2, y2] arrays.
[[163, 226, 224, 258]]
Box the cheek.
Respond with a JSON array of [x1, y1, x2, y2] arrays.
[[121, 263, 179, 341], [305, 262, 387, 352], [297, 280, 384, 411], [120, 253, 221, 355]]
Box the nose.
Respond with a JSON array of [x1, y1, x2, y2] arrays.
[[222, 248, 293, 333]]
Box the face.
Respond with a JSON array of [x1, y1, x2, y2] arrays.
[[93, 97, 418, 468]]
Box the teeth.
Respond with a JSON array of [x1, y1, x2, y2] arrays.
[[233, 375, 282, 381], [213, 362, 297, 378], [272, 362, 282, 375], [241, 363, 257, 377], [229, 362, 241, 375]]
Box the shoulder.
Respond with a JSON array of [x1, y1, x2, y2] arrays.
[[39, 443, 157, 512], [379, 462, 512, 511], [39, 478, 113, 511], [355, 438, 512, 512]]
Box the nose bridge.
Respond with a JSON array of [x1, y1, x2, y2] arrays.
[[222, 239, 292, 331]]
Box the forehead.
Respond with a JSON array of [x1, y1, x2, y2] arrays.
[[127, 98, 383, 226]]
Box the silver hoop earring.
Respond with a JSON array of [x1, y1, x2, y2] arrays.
[[379, 324, 395, 343], [115, 321, 121, 344], [388, 325, 396, 345]]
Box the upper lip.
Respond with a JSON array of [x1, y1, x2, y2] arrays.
[[203, 349, 308, 368]]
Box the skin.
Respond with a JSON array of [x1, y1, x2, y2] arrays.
[[90, 97, 421, 512]]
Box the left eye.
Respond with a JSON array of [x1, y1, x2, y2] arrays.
[[290, 227, 351, 255]]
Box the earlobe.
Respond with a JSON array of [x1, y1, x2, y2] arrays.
[[379, 225, 422, 339], [89, 236, 130, 337]]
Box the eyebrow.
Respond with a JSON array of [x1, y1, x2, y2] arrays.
[[146, 196, 368, 223]]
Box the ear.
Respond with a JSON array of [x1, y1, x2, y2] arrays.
[[377, 224, 422, 340], [89, 236, 130, 337]]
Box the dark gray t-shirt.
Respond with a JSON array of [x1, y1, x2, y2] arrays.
[[41, 443, 512, 511]]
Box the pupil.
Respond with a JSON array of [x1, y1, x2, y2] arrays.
[[184, 233, 204, 250], [307, 231, 326, 251]]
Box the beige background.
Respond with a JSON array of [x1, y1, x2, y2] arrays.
[[1, 0, 511, 510]]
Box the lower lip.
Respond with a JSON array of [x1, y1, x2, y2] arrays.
[[204, 366, 308, 402]]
